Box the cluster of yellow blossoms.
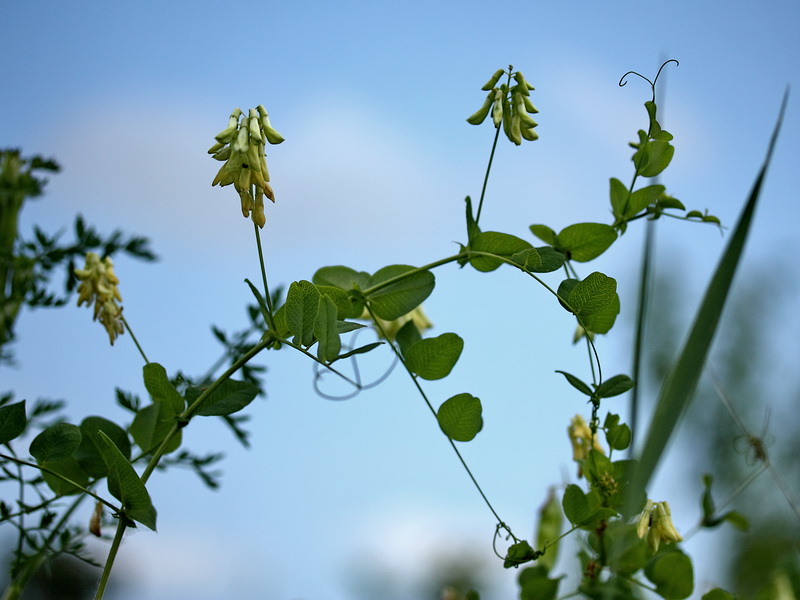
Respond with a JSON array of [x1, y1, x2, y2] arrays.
[[209, 106, 284, 228], [636, 499, 683, 552], [74, 252, 124, 344], [567, 414, 605, 477]]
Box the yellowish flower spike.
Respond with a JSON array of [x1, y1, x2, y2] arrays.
[[467, 67, 539, 145], [635, 499, 683, 552], [210, 105, 283, 228], [360, 305, 433, 341], [74, 252, 124, 345], [567, 414, 605, 477]]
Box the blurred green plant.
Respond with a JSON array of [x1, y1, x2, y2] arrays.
[[0, 62, 791, 600]]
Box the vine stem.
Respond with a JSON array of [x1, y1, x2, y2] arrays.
[[367, 306, 509, 532]]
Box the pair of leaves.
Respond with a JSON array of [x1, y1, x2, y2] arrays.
[[556, 371, 634, 402], [468, 231, 565, 273], [285, 280, 344, 362], [530, 223, 617, 263], [26, 416, 156, 530], [609, 178, 667, 223]]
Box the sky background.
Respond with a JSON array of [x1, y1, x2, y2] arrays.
[[2, 1, 800, 599]]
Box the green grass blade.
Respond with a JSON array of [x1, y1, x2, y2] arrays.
[[631, 90, 789, 499]]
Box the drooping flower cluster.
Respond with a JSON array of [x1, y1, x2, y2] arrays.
[[467, 67, 539, 145], [209, 106, 284, 228], [75, 252, 124, 344], [568, 414, 605, 477], [636, 499, 683, 552], [361, 305, 433, 341]]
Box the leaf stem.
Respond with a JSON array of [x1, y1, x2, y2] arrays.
[[121, 315, 149, 364]]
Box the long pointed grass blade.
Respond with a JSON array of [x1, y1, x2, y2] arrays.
[[630, 89, 789, 501]]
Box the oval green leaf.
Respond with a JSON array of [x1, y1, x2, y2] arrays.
[[98, 432, 158, 531], [30, 423, 81, 462], [76, 417, 132, 479], [404, 333, 464, 380], [437, 393, 482, 442], [366, 265, 435, 321], [286, 280, 321, 347], [0, 401, 27, 444], [188, 379, 259, 417], [557, 223, 617, 262], [469, 232, 533, 272], [568, 272, 617, 317]]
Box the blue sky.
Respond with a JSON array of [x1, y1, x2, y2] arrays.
[[2, 1, 800, 599]]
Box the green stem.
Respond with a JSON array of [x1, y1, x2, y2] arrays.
[[253, 221, 275, 330], [360, 253, 466, 297], [94, 516, 128, 600], [121, 315, 149, 364], [474, 122, 503, 227]]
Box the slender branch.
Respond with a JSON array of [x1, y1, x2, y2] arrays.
[[0, 453, 119, 512], [253, 220, 275, 330], [367, 306, 510, 530], [475, 121, 503, 227]]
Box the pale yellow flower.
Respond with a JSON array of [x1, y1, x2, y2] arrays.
[[210, 106, 282, 229], [635, 499, 683, 552], [74, 252, 124, 344], [567, 414, 604, 477]]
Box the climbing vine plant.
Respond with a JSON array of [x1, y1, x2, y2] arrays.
[[0, 60, 790, 599]]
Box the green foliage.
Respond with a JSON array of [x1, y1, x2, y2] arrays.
[[366, 265, 435, 320], [645, 548, 694, 599]]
